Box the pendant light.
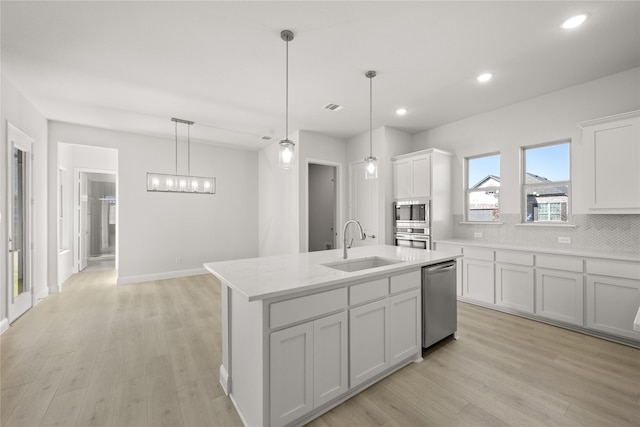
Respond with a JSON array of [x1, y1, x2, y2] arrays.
[[278, 29, 295, 169], [364, 70, 378, 180], [146, 118, 216, 194]]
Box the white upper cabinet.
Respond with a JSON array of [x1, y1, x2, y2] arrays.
[[579, 111, 640, 213], [393, 153, 431, 199]]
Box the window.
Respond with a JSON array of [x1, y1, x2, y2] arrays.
[[523, 141, 570, 223], [466, 153, 500, 222]]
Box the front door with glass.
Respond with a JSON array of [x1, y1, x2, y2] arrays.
[[7, 124, 33, 323]]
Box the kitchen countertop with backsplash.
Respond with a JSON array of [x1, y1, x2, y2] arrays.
[[435, 239, 639, 262]]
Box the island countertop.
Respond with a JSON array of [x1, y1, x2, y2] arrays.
[[204, 245, 461, 301]]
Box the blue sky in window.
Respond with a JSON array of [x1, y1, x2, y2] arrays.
[[468, 154, 500, 187], [526, 143, 570, 182]]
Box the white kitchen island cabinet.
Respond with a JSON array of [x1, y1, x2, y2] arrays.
[[205, 245, 460, 427]]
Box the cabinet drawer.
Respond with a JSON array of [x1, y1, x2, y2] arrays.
[[390, 270, 421, 294], [495, 250, 533, 266], [350, 278, 389, 306], [270, 288, 348, 329], [536, 254, 583, 272], [463, 247, 494, 261], [586, 259, 640, 280]]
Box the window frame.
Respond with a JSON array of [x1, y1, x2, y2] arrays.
[[465, 152, 501, 222], [521, 140, 571, 224]]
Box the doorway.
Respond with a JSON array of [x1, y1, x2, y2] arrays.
[[7, 123, 33, 323], [76, 171, 117, 272], [308, 163, 337, 252]]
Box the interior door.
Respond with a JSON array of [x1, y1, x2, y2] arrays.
[[349, 161, 378, 247], [7, 124, 33, 323], [78, 172, 89, 271]]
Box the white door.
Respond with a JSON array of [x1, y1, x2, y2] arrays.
[[77, 172, 89, 271], [7, 124, 33, 323], [349, 161, 378, 246]]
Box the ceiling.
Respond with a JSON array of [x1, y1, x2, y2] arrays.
[[2, 1, 639, 150]]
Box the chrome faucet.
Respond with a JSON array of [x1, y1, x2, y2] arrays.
[[343, 219, 367, 259]]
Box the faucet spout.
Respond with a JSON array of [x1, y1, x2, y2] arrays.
[[343, 219, 367, 259]]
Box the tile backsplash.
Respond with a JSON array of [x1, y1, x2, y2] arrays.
[[453, 214, 640, 254]]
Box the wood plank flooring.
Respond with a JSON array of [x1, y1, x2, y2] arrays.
[[2, 269, 639, 426]]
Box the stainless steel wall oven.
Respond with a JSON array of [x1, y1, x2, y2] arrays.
[[394, 199, 431, 249]]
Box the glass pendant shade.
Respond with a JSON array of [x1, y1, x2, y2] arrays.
[[365, 156, 378, 180], [279, 139, 295, 170], [147, 173, 215, 194]]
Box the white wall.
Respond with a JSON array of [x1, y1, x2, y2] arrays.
[[413, 67, 640, 216], [1, 77, 48, 331], [57, 143, 118, 287], [48, 121, 259, 285], [258, 133, 300, 257], [298, 130, 348, 253]]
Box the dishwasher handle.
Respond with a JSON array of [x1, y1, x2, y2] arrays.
[[424, 261, 456, 274]]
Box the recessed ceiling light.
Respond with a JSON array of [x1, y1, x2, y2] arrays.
[[477, 73, 493, 83], [560, 13, 589, 30], [396, 108, 407, 116]]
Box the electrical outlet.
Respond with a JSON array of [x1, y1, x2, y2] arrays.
[[474, 232, 483, 238], [176, 257, 182, 264], [558, 237, 571, 244]]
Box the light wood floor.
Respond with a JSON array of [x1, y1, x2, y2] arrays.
[[2, 270, 639, 427]]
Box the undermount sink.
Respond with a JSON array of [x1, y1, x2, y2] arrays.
[[323, 256, 403, 273]]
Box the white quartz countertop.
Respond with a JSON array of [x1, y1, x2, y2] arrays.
[[204, 245, 461, 301], [435, 239, 639, 262]]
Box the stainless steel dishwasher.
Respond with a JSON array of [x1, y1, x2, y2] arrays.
[[422, 261, 457, 348]]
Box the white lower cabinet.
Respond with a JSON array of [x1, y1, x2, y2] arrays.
[[313, 312, 349, 407], [495, 263, 534, 313], [270, 322, 314, 427], [389, 289, 421, 363], [586, 275, 640, 340], [270, 311, 348, 427], [463, 259, 494, 304], [535, 269, 584, 326], [349, 298, 390, 388]]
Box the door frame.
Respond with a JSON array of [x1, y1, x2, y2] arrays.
[[73, 168, 118, 273], [304, 158, 343, 252], [6, 122, 34, 323]]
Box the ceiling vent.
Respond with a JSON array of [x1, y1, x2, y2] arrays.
[[261, 136, 272, 140], [323, 103, 345, 111]]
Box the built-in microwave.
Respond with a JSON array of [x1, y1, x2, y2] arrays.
[[394, 199, 428, 224]]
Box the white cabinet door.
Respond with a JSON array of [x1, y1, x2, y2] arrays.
[[270, 322, 314, 427], [411, 154, 431, 198], [582, 112, 640, 212], [349, 298, 389, 388], [495, 263, 534, 313], [313, 311, 348, 407], [586, 275, 640, 340], [535, 269, 584, 326], [393, 159, 411, 199], [389, 289, 421, 364], [463, 259, 495, 304]]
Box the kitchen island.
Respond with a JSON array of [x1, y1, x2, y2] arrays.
[[204, 245, 460, 427]]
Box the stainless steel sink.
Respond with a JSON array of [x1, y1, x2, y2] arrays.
[[323, 256, 403, 272]]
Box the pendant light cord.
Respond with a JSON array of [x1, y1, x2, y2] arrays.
[[285, 37, 289, 141], [175, 119, 178, 175], [369, 74, 373, 156]]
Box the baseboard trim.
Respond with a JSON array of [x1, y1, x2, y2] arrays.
[[34, 287, 50, 306], [220, 365, 230, 396], [0, 318, 9, 335], [116, 267, 207, 285]]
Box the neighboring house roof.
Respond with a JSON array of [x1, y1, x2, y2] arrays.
[[471, 175, 500, 189], [471, 173, 567, 197]]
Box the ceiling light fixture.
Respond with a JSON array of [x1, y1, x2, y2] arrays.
[[560, 13, 589, 29], [364, 70, 378, 180], [278, 29, 295, 170], [477, 73, 493, 83], [147, 118, 216, 194], [396, 108, 408, 116]]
